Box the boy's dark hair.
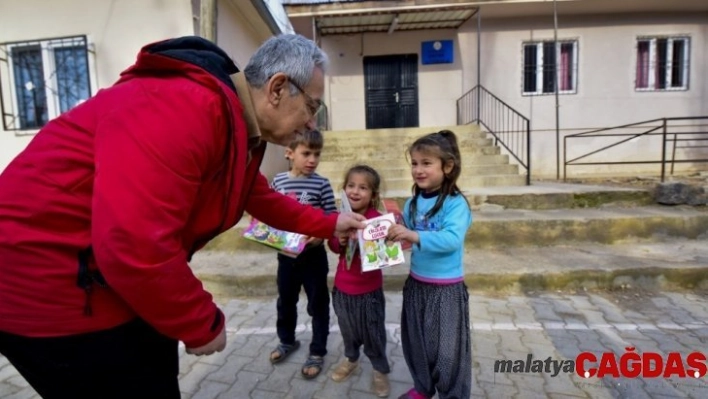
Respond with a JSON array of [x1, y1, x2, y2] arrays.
[[406, 130, 470, 225], [288, 129, 323, 150], [341, 164, 382, 210]]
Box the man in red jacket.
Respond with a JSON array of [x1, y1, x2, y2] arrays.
[[0, 34, 363, 398]]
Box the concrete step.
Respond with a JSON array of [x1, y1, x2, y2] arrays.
[[319, 174, 528, 192], [372, 175, 528, 191], [319, 145, 500, 162], [319, 164, 520, 181], [203, 205, 708, 255], [192, 237, 708, 296], [321, 138, 495, 156], [324, 136, 493, 148], [318, 154, 511, 173], [323, 124, 482, 139]]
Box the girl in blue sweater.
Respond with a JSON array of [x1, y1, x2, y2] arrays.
[[387, 130, 473, 399]]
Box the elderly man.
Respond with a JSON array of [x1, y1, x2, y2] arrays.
[[0, 34, 363, 398]]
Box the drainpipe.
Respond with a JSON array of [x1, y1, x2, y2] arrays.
[[553, 0, 560, 180], [200, 0, 217, 41], [476, 8, 481, 122], [250, 0, 282, 35]]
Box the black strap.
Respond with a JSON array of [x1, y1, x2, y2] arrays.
[[76, 246, 107, 316]]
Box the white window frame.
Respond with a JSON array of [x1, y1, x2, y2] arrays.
[[522, 40, 578, 96], [635, 36, 690, 92], [2, 35, 92, 131]]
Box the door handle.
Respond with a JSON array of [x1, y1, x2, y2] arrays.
[[394, 92, 399, 103]]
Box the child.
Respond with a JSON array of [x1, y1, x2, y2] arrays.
[[268, 129, 336, 380], [387, 130, 473, 399], [327, 165, 391, 397]]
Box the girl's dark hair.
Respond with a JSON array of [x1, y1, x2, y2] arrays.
[[341, 164, 382, 210], [407, 130, 469, 224]]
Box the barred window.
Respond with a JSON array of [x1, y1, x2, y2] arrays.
[[1, 36, 91, 131], [523, 40, 578, 96], [636, 36, 689, 91]]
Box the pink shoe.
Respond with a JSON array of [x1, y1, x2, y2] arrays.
[[397, 388, 429, 399]]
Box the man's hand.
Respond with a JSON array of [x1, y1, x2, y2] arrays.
[[387, 224, 419, 244], [186, 326, 226, 356], [335, 212, 366, 239]]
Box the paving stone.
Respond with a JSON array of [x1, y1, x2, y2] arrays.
[[495, 330, 527, 353], [542, 373, 589, 398], [206, 354, 254, 384], [587, 295, 633, 324], [256, 362, 302, 393], [0, 387, 38, 399], [216, 370, 267, 399], [2, 290, 708, 399], [312, 377, 355, 399], [286, 377, 327, 399], [197, 336, 243, 367], [236, 334, 274, 358], [250, 389, 285, 398], [180, 363, 221, 394], [189, 380, 231, 399], [386, 356, 411, 383], [478, 380, 520, 397], [0, 384, 20, 398], [520, 330, 552, 346]]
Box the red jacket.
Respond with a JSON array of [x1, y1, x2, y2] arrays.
[[328, 207, 383, 295], [0, 37, 337, 347]]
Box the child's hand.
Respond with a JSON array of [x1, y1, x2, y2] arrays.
[[387, 224, 419, 244], [338, 237, 348, 246], [305, 237, 324, 247]]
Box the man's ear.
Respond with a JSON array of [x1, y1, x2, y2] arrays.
[[267, 72, 288, 105]]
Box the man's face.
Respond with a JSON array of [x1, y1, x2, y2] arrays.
[[260, 69, 325, 146]]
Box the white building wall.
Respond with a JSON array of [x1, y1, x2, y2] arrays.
[[0, 0, 288, 179], [458, 13, 708, 178], [0, 0, 194, 171], [217, 0, 288, 180], [312, 10, 707, 179], [321, 29, 462, 131]]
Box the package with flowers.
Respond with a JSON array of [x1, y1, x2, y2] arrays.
[[242, 218, 306, 257], [358, 213, 405, 272]]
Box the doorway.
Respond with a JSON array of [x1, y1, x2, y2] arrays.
[[363, 54, 419, 129]]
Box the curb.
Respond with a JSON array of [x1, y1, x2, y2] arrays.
[[197, 267, 708, 298]]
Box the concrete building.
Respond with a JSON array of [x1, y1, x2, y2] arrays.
[[284, 0, 708, 179], [0, 0, 291, 177]]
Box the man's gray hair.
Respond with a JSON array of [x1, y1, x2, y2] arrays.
[[244, 34, 328, 94]]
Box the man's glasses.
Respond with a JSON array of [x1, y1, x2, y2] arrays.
[[287, 77, 325, 118]]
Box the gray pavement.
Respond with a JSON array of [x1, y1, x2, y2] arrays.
[[2, 289, 707, 399]]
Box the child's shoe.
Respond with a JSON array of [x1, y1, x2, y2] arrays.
[[331, 358, 358, 382], [372, 370, 390, 397], [397, 388, 428, 399]]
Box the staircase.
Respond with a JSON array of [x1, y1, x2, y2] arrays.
[[317, 124, 527, 196]]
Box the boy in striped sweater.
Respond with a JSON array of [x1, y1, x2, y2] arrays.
[[268, 129, 336, 380]]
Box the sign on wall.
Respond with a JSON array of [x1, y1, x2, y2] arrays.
[[421, 40, 453, 64]]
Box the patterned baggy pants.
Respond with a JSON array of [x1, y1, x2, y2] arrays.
[[332, 287, 391, 373], [401, 276, 471, 399]]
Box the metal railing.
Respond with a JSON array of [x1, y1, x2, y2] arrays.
[[563, 117, 708, 181], [457, 85, 531, 185]]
